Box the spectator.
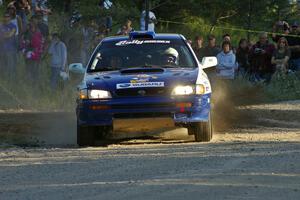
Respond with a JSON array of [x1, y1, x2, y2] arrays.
[[222, 33, 236, 53], [140, 8, 157, 31], [30, 13, 49, 59], [203, 34, 221, 57], [216, 41, 238, 79], [236, 38, 250, 76], [81, 19, 96, 66], [286, 22, 300, 71], [96, 2, 112, 35], [249, 32, 275, 83], [271, 37, 291, 74], [0, 20, 3, 71], [117, 19, 134, 35], [272, 21, 289, 43], [32, 12, 49, 39], [0, 0, 3, 6], [7, 5, 23, 38], [0, 13, 17, 80], [22, 18, 43, 84], [32, 0, 51, 24], [8, 0, 30, 30], [64, 18, 83, 64], [48, 33, 67, 89], [192, 35, 205, 61]]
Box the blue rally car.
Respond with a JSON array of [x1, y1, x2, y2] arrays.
[[70, 31, 217, 146]]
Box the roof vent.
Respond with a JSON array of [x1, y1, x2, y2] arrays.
[[129, 31, 155, 40]]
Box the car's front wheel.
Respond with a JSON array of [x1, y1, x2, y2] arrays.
[[77, 124, 113, 147], [77, 125, 97, 147], [188, 113, 213, 142]]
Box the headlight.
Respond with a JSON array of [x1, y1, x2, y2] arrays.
[[88, 90, 112, 99], [79, 89, 112, 99], [172, 84, 206, 96], [172, 85, 194, 96]]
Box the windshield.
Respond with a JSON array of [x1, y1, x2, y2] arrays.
[[87, 38, 196, 72]]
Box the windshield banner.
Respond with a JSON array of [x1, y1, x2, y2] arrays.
[[116, 40, 171, 46]]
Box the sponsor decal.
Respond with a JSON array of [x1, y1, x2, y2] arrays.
[[116, 83, 131, 88], [136, 74, 150, 78], [116, 40, 171, 46], [130, 78, 149, 83], [117, 82, 164, 89]]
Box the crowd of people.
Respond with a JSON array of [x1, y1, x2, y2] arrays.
[[0, 0, 299, 92], [192, 21, 300, 83], [0, 0, 115, 90], [0, 0, 158, 90]]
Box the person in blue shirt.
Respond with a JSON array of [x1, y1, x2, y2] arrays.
[[0, 13, 17, 81], [48, 33, 68, 89]]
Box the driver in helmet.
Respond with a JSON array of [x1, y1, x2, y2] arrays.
[[163, 47, 179, 65]]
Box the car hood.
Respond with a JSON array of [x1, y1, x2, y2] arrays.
[[84, 68, 198, 91]]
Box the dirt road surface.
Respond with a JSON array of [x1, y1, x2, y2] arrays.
[[0, 101, 300, 200]]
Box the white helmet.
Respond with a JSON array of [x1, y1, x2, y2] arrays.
[[163, 47, 179, 65]]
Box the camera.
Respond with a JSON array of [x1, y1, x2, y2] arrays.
[[254, 48, 263, 54], [69, 10, 82, 28]]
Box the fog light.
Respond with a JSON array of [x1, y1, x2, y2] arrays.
[[176, 102, 192, 113], [90, 105, 111, 110], [176, 102, 192, 108]]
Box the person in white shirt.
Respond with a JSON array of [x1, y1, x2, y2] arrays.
[[140, 10, 157, 31], [216, 41, 238, 79]]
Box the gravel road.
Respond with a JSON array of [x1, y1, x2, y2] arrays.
[[0, 101, 299, 200]]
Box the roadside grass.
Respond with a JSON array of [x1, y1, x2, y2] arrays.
[[0, 55, 78, 111], [266, 71, 300, 101]]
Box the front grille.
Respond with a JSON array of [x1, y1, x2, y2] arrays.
[[111, 103, 175, 109], [115, 88, 170, 97]]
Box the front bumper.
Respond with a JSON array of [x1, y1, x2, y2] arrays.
[[76, 94, 211, 126]]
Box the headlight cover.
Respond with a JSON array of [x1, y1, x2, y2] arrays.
[[172, 85, 194, 96], [79, 89, 112, 99], [172, 85, 206, 96], [88, 89, 112, 99]]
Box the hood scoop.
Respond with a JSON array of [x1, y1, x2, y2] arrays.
[[120, 68, 164, 74]]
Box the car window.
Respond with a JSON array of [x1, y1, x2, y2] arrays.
[[88, 39, 196, 72]]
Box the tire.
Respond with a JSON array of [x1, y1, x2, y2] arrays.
[[189, 113, 213, 142], [77, 125, 97, 147]]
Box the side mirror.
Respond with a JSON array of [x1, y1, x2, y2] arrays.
[[201, 57, 218, 69], [69, 63, 86, 74]]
